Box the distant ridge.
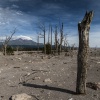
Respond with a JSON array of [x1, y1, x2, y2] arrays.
[[0, 38, 43, 46]]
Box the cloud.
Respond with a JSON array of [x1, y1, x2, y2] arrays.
[[12, 35, 33, 40], [11, 4, 19, 9], [0, 35, 36, 43], [0, 7, 39, 37]]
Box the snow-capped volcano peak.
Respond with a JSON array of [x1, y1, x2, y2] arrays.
[[12, 35, 33, 40]]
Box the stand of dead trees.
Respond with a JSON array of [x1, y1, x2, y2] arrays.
[[76, 11, 93, 94], [38, 22, 68, 55]]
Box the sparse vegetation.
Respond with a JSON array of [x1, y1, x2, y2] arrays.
[[46, 43, 51, 54], [6, 46, 14, 55]]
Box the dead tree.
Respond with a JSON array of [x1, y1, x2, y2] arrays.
[[48, 24, 50, 44], [37, 35, 39, 52], [59, 23, 64, 54], [38, 33, 44, 52], [3, 29, 16, 55], [16, 46, 19, 55], [63, 34, 68, 51], [76, 11, 93, 94], [72, 44, 75, 50], [38, 23, 46, 54], [51, 25, 52, 54], [55, 25, 58, 53]]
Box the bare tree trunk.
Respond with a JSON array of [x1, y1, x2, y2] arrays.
[[63, 35, 68, 52], [59, 23, 63, 54], [44, 29, 46, 54], [55, 26, 58, 53], [16, 46, 19, 55], [51, 25, 52, 54], [38, 23, 46, 54], [3, 28, 16, 56], [64, 41, 66, 51], [37, 35, 39, 53], [76, 11, 93, 94], [4, 45, 7, 55], [48, 24, 50, 43]]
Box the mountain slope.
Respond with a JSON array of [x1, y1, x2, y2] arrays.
[[0, 38, 43, 46]]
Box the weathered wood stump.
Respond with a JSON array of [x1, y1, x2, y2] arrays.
[[76, 11, 94, 94]]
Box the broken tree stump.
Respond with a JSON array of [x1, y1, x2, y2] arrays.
[[76, 11, 94, 94]]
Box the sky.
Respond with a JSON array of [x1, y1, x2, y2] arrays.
[[0, 0, 100, 47]]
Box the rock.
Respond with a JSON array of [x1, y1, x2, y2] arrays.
[[0, 96, 4, 100], [18, 58, 21, 60], [5, 64, 8, 66], [25, 67, 28, 69], [29, 60, 32, 63], [10, 93, 34, 100], [34, 76, 41, 80], [97, 62, 100, 63], [27, 73, 31, 76], [43, 78, 52, 83], [68, 98, 74, 100], [63, 62, 67, 64]]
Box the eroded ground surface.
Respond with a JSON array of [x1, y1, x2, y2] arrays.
[[0, 51, 100, 100]]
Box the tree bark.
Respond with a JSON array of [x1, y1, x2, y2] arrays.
[[59, 23, 63, 54], [44, 29, 46, 54], [51, 25, 52, 54], [4, 45, 7, 55], [76, 11, 93, 94], [37, 35, 39, 53], [55, 26, 58, 53]]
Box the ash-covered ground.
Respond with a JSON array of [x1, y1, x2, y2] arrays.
[[0, 50, 99, 100]]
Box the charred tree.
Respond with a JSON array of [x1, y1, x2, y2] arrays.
[[76, 11, 93, 94]]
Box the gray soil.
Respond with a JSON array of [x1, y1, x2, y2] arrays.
[[0, 50, 100, 100]]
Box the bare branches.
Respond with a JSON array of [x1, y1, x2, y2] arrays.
[[38, 23, 46, 54], [38, 23, 45, 32], [3, 28, 16, 45], [2, 28, 16, 55]]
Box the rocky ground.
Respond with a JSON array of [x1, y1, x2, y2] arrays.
[[0, 50, 99, 100]]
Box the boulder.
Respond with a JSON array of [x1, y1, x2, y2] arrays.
[[10, 93, 34, 100]]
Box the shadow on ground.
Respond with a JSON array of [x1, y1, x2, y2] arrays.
[[22, 83, 76, 95]]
